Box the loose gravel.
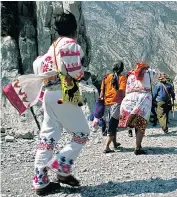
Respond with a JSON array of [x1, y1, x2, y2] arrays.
[[1, 112, 177, 197]]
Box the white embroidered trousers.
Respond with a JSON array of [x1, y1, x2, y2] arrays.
[[33, 90, 90, 189]]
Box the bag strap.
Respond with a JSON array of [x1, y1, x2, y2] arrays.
[[53, 37, 74, 80], [53, 41, 58, 71], [102, 75, 107, 99], [117, 75, 119, 90], [103, 78, 106, 99], [161, 82, 171, 99], [148, 71, 152, 93], [53, 37, 63, 72]]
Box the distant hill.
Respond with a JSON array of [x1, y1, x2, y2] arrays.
[[82, 1, 177, 80]]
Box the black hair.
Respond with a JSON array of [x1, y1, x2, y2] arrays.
[[55, 12, 77, 37], [111, 61, 124, 90], [112, 61, 124, 75]]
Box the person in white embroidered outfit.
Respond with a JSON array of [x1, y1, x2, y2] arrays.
[[32, 13, 90, 195], [118, 62, 160, 155], [2, 13, 89, 194]]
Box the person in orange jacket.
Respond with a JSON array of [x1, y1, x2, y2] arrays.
[[100, 61, 127, 153]]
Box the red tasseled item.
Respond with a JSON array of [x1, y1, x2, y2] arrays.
[[57, 99, 63, 104]]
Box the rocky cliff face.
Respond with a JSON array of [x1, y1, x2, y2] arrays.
[[1, 1, 94, 134], [82, 1, 177, 80], [1, 1, 177, 133]]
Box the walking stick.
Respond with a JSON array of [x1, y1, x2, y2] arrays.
[[30, 107, 41, 133], [172, 99, 175, 119]]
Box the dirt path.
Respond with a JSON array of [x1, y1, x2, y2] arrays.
[[1, 112, 177, 197]]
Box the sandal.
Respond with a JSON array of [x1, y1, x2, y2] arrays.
[[128, 130, 133, 137], [162, 127, 168, 133], [34, 182, 61, 196], [57, 174, 80, 187], [114, 142, 121, 148], [103, 149, 115, 153], [164, 129, 168, 133], [134, 149, 146, 155]]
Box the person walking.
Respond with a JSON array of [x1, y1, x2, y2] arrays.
[[118, 62, 160, 155], [3, 12, 90, 195], [153, 74, 175, 133], [151, 99, 158, 126], [100, 61, 127, 153], [32, 12, 91, 195]]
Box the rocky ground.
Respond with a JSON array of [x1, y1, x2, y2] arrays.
[[1, 111, 177, 197]]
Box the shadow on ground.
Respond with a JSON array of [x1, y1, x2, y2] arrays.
[[116, 146, 177, 155], [145, 146, 177, 155], [50, 178, 177, 197], [148, 130, 177, 137]]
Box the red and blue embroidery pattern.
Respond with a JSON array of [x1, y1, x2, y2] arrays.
[[71, 132, 89, 144], [50, 155, 74, 175], [37, 137, 55, 151]]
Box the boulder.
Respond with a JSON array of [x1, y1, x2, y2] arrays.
[[36, 1, 55, 55], [15, 129, 34, 139], [1, 1, 91, 133], [1, 127, 6, 133], [19, 18, 37, 74], [1, 36, 19, 87], [5, 135, 15, 142]]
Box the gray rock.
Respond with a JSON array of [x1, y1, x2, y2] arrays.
[[1, 2, 91, 133], [8, 130, 15, 136], [19, 18, 37, 74], [1, 133, 6, 138], [15, 129, 34, 139], [36, 1, 54, 55], [5, 136, 14, 142], [63, 1, 81, 23], [1, 127, 6, 133], [1, 36, 19, 87], [51, 2, 63, 15]]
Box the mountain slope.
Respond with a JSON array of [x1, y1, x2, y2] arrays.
[[82, 1, 177, 80]]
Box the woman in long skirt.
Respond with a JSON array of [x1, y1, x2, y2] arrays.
[[119, 62, 160, 155]]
